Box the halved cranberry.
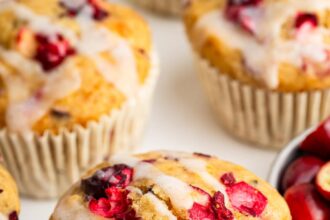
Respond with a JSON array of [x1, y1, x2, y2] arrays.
[[225, 0, 262, 34], [89, 198, 112, 218], [89, 187, 138, 219], [189, 186, 233, 220], [220, 173, 236, 187], [189, 202, 216, 220], [212, 192, 234, 220], [295, 12, 318, 30], [34, 34, 75, 71], [226, 181, 267, 217], [81, 164, 134, 199]]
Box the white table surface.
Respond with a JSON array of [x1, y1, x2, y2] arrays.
[[20, 1, 278, 219]]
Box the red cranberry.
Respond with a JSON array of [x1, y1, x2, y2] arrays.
[[88, 0, 109, 21], [281, 156, 324, 192], [220, 173, 236, 187], [189, 202, 216, 220], [212, 192, 234, 220], [225, 0, 262, 34], [285, 184, 330, 220], [300, 117, 330, 160], [34, 34, 75, 71], [295, 12, 318, 30], [189, 186, 233, 220], [226, 182, 267, 217], [60, 0, 109, 21], [89, 187, 138, 219], [9, 212, 18, 220], [81, 164, 133, 199]]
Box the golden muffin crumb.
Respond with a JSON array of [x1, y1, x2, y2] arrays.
[[0, 165, 20, 219]]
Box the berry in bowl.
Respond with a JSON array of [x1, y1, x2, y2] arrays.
[[269, 118, 330, 219]]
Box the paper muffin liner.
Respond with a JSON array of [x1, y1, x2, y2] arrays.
[[195, 53, 330, 150], [0, 54, 159, 199], [131, 0, 184, 16]]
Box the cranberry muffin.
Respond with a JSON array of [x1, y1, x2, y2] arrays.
[[184, 0, 330, 91], [0, 0, 158, 198], [51, 151, 291, 220], [183, 0, 330, 148], [0, 165, 19, 220]]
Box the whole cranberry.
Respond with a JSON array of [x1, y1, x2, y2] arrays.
[[285, 184, 330, 220], [300, 117, 330, 160], [281, 156, 324, 192]]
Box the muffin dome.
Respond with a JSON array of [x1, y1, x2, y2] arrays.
[[184, 0, 330, 91], [0, 165, 19, 220], [0, 0, 151, 134], [51, 151, 291, 220]]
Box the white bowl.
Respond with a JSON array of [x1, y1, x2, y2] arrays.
[[268, 128, 315, 191]]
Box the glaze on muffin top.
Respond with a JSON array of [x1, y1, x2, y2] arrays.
[[185, 0, 330, 90], [51, 151, 291, 220], [0, 0, 151, 133]]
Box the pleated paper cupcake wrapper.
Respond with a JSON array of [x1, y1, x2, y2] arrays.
[[195, 54, 330, 150], [131, 0, 183, 16], [0, 54, 159, 199]]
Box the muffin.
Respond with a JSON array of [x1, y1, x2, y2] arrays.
[[0, 0, 158, 198], [0, 165, 20, 220], [51, 151, 291, 220], [130, 0, 186, 16], [184, 0, 330, 149]]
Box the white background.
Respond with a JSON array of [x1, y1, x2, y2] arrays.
[[20, 1, 278, 219]]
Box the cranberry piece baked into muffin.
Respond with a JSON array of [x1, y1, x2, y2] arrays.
[[184, 0, 330, 148], [51, 151, 291, 220], [0, 165, 20, 220], [0, 0, 158, 198]]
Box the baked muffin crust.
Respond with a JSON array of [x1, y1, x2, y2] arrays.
[[184, 0, 330, 92], [0, 165, 19, 220], [51, 151, 291, 220], [0, 0, 151, 134]]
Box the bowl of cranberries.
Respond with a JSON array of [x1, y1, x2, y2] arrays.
[[269, 118, 330, 219]]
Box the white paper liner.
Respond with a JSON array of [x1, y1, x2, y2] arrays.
[[131, 0, 183, 16], [195, 53, 330, 149], [0, 54, 159, 199]]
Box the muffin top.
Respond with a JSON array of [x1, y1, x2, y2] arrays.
[[0, 0, 151, 134], [184, 0, 330, 91], [51, 151, 291, 220], [0, 165, 20, 220]]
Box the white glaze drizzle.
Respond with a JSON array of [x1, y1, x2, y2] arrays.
[[0, 48, 81, 132], [52, 186, 108, 220], [111, 154, 209, 210], [0, 213, 7, 220], [144, 192, 177, 220], [193, 0, 330, 88], [0, 1, 139, 132], [157, 151, 233, 210]]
